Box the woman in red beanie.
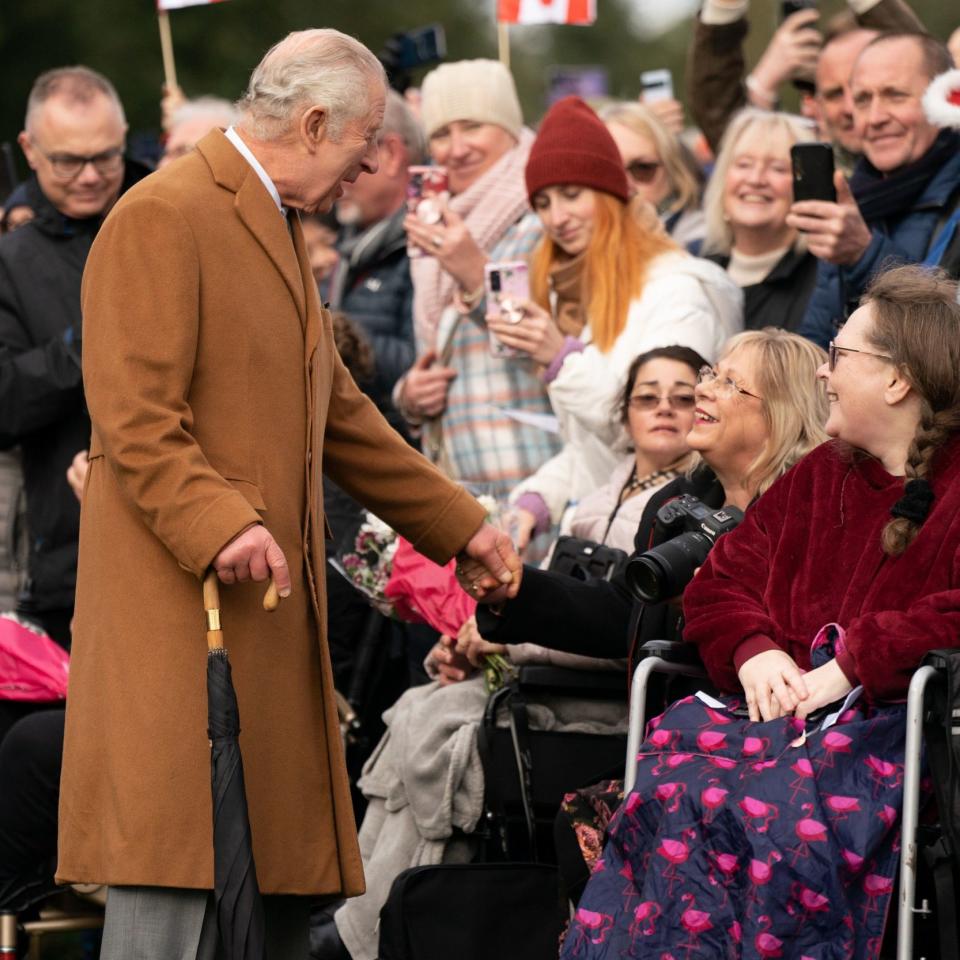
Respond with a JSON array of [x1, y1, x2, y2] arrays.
[[489, 97, 743, 550]]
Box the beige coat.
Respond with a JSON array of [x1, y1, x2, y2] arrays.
[[56, 130, 485, 896]]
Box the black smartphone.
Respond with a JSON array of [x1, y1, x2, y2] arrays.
[[781, 0, 816, 19], [791, 143, 836, 203]]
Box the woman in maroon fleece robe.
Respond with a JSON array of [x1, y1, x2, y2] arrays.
[[562, 265, 960, 960]]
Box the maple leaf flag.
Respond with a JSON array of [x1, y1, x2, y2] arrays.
[[157, 0, 229, 10], [497, 0, 596, 25]]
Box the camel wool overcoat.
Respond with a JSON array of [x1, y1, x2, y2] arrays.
[[56, 130, 486, 895]]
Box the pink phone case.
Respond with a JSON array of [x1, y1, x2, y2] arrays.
[[485, 261, 530, 359], [406, 166, 449, 258]]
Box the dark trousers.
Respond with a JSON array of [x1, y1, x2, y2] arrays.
[[0, 708, 64, 910]]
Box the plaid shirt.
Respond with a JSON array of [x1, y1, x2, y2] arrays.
[[423, 211, 560, 499]]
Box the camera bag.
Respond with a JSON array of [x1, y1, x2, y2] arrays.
[[549, 535, 628, 582]]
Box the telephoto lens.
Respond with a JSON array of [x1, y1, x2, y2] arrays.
[[626, 531, 716, 604], [625, 499, 744, 604]]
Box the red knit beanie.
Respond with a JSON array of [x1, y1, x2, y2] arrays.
[[525, 96, 630, 204]]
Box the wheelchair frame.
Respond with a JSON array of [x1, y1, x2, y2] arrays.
[[624, 651, 945, 960]]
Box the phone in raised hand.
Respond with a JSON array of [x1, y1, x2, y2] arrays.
[[640, 69, 673, 104]]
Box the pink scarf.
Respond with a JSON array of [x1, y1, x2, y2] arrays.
[[411, 127, 535, 351]]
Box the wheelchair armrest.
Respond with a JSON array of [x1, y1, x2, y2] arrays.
[[515, 664, 627, 700], [637, 639, 705, 668]]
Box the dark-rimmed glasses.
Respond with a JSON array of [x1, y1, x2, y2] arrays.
[[628, 392, 696, 412], [697, 365, 762, 401], [32, 143, 124, 181], [624, 159, 662, 184], [827, 341, 892, 372]]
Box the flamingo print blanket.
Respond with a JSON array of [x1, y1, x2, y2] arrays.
[[562, 628, 908, 959]]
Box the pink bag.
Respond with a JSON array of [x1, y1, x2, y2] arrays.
[[0, 613, 69, 701], [384, 538, 477, 637]]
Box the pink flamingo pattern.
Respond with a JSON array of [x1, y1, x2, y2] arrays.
[[560, 628, 910, 960]]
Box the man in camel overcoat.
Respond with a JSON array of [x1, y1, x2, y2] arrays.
[[57, 28, 519, 958]]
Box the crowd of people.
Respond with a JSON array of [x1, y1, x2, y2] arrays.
[[1, 1, 960, 958]]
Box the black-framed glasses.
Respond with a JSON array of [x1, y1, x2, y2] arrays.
[[33, 143, 125, 181], [697, 365, 762, 401], [827, 341, 893, 372], [628, 392, 696, 412], [624, 159, 662, 184]]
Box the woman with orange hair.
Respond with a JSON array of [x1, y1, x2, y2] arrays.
[[489, 97, 743, 547]]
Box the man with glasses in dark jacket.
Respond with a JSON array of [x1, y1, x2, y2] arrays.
[[0, 66, 147, 648]]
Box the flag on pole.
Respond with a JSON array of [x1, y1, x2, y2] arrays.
[[497, 0, 596, 25], [157, 0, 228, 10]]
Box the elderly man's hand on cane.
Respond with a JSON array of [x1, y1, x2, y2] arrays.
[[213, 524, 292, 597], [455, 522, 522, 603]]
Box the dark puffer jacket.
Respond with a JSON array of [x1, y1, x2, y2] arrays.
[[0, 163, 148, 615]]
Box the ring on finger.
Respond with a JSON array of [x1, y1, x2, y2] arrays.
[[431, 234, 443, 249]]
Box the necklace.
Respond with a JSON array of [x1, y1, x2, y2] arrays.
[[620, 463, 682, 502]]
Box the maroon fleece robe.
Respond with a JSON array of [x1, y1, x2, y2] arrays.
[[684, 436, 960, 701]]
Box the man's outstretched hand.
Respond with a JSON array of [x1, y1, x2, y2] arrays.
[[455, 522, 522, 603]]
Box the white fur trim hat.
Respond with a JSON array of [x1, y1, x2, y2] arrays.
[[420, 59, 523, 140], [923, 69, 960, 130]]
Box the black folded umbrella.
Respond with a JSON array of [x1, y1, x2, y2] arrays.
[[204, 572, 273, 960]]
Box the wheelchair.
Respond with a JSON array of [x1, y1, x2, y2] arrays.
[[626, 640, 960, 960]]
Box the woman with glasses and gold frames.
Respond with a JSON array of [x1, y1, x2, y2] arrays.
[[700, 108, 819, 334], [486, 97, 742, 553], [474, 327, 827, 659]]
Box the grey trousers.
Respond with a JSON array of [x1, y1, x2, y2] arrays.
[[99, 885, 311, 960]]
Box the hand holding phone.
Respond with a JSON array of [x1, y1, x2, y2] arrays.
[[485, 262, 529, 358], [787, 156, 873, 266], [406, 166, 449, 258]]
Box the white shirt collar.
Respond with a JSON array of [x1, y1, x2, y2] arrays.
[[224, 126, 287, 218]]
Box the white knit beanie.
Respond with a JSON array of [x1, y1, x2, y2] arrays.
[[420, 59, 523, 140]]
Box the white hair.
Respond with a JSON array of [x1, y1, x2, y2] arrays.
[[237, 28, 386, 141], [170, 96, 240, 131]]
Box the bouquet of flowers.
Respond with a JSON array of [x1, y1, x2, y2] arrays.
[[332, 513, 400, 618], [333, 497, 517, 691]]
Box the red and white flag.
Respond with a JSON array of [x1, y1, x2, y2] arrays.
[[157, 0, 229, 10], [497, 0, 596, 25]]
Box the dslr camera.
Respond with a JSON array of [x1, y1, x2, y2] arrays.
[[625, 495, 743, 604]]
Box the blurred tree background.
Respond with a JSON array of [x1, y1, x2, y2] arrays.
[[0, 0, 956, 178]]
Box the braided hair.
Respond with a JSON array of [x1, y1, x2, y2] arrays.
[[861, 266, 960, 556]]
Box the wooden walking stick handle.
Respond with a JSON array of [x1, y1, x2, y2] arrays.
[[203, 570, 224, 652], [263, 579, 281, 612], [203, 570, 282, 641]]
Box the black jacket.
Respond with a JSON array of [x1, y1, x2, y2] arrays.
[[0, 163, 148, 614], [329, 208, 415, 436], [476, 467, 725, 658], [705, 247, 818, 334]]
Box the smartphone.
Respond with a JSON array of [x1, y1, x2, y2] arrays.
[[791, 143, 836, 203], [395, 24, 446, 71], [640, 69, 673, 104], [485, 261, 529, 359], [406, 166, 449, 258], [781, 0, 816, 19]]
